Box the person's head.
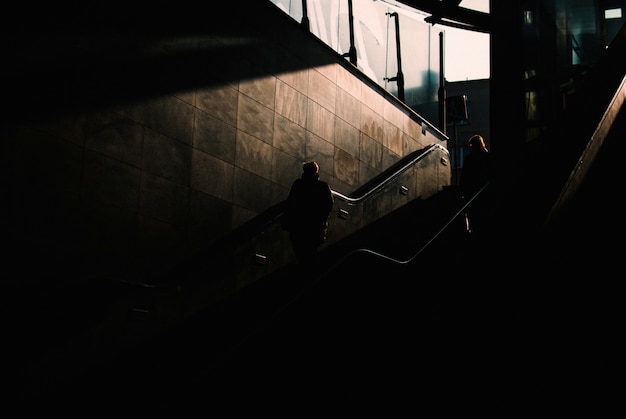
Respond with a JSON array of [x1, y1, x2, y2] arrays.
[[468, 134, 487, 151], [302, 161, 319, 179]]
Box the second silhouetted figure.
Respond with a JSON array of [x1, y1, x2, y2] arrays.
[[459, 134, 494, 238]]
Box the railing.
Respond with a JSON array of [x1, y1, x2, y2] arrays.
[[324, 180, 490, 269], [190, 143, 451, 288], [332, 143, 447, 204]]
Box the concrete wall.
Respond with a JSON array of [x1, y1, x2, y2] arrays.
[[3, 1, 447, 287]]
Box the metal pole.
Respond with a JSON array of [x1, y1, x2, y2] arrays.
[[453, 121, 458, 185], [301, 0, 310, 30], [346, 0, 357, 65], [392, 12, 405, 102], [385, 12, 405, 102], [438, 31, 447, 134]]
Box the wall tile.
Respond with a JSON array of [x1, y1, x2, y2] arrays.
[[384, 122, 404, 157], [336, 65, 362, 102], [194, 109, 237, 163], [358, 161, 380, 189], [82, 150, 141, 212], [273, 150, 303, 189], [237, 94, 274, 144], [139, 172, 190, 224], [239, 75, 277, 110], [235, 130, 273, 180], [383, 99, 406, 132], [273, 113, 306, 160], [144, 96, 195, 145], [275, 79, 307, 126], [315, 63, 337, 85], [360, 132, 383, 172], [275, 49, 309, 95], [308, 67, 337, 113], [143, 128, 192, 185], [334, 118, 360, 156], [360, 105, 384, 142], [336, 88, 361, 128], [233, 167, 273, 213], [305, 131, 334, 176], [188, 190, 232, 247], [191, 150, 234, 201], [362, 85, 385, 116], [334, 147, 358, 187], [85, 111, 144, 167], [196, 84, 239, 126], [306, 100, 335, 142]]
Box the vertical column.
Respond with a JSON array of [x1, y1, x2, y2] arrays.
[[489, 1, 527, 242]]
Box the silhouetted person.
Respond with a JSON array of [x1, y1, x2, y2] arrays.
[[282, 161, 334, 268], [459, 134, 494, 238]]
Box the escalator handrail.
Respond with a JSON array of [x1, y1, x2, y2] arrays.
[[331, 143, 449, 204], [234, 142, 450, 236], [322, 181, 491, 268]]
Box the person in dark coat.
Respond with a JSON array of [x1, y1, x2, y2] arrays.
[[459, 134, 494, 238], [282, 161, 334, 268]]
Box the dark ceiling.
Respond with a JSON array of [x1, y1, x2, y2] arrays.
[[394, 0, 492, 32]]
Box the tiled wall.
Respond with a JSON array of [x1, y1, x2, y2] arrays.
[[4, 1, 447, 285]]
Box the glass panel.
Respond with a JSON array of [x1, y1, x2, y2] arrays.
[[269, 0, 444, 111]]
